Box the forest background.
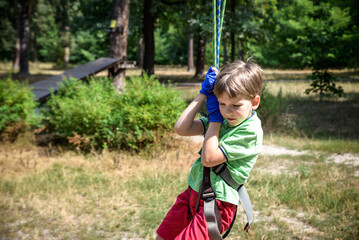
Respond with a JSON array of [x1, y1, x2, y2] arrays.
[[1, 0, 359, 239], [1, 0, 358, 76]]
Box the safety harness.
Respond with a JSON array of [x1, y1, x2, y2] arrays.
[[198, 2, 253, 238], [201, 163, 254, 239]]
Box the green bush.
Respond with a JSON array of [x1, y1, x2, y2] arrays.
[[43, 75, 186, 151], [0, 78, 42, 140]]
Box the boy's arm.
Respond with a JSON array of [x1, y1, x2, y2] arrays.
[[174, 93, 206, 136], [201, 122, 227, 167], [201, 94, 226, 167], [175, 66, 218, 136]]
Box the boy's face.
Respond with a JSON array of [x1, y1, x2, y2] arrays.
[[217, 92, 260, 126]]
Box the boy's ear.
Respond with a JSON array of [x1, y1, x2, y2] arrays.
[[252, 95, 260, 110]]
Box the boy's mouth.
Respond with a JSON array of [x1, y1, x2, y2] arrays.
[[226, 118, 236, 122]]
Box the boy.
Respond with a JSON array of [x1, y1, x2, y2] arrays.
[[156, 60, 263, 240]]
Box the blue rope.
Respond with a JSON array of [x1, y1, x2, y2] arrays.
[[214, 0, 226, 69]]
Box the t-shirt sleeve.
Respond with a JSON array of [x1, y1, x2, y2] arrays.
[[218, 129, 261, 162]]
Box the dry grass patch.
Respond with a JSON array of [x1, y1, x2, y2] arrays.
[[1, 137, 358, 239], [0, 139, 201, 239], [254, 205, 326, 240]]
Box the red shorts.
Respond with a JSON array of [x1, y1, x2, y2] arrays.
[[157, 188, 237, 240]]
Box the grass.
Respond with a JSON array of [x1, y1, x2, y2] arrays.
[[263, 81, 359, 140], [1, 62, 359, 239], [1, 137, 358, 239], [0, 140, 195, 239]]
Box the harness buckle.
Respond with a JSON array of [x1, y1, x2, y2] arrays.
[[201, 188, 217, 202]]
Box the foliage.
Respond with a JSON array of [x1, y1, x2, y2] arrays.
[[0, 77, 42, 140], [119, 74, 186, 149], [297, 2, 347, 99], [70, 30, 109, 64], [251, 0, 359, 69], [305, 70, 343, 101], [68, 0, 112, 64], [154, 26, 187, 65], [0, 0, 358, 70], [0, 0, 17, 62], [43, 75, 186, 151]]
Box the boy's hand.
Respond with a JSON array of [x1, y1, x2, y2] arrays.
[[200, 66, 218, 96], [206, 93, 223, 123]]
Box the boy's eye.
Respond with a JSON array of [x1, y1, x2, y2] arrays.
[[233, 105, 242, 107]]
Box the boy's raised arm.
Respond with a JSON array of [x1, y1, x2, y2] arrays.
[[174, 66, 218, 137], [174, 93, 206, 136], [201, 94, 227, 167]]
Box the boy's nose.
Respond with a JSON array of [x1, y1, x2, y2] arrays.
[[224, 107, 233, 115]]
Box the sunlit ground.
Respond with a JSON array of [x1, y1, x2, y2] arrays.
[[0, 61, 358, 239]]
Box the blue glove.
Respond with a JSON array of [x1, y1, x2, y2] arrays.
[[199, 66, 218, 96], [206, 93, 223, 123]]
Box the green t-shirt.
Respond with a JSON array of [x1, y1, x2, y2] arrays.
[[187, 111, 263, 205]]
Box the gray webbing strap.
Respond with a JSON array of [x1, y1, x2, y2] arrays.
[[203, 163, 254, 240], [204, 198, 223, 240], [238, 186, 253, 231], [213, 163, 240, 189], [213, 163, 254, 231]]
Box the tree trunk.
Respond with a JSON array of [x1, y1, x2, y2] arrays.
[[230, 32, 236, 62], [230, 0, 236, 62], [223, 33, 228, 65], [64, 45, 70, 65], [55, 0, 70, 67], [143, 0, 155, 76], [62, 25, 70, 66], [109, 0, 130, 90], [13, 34, 20, 71], [32, 20, 38, 63], [11, 2, 20, 70], [187, 33, 194, 72], [62, 0, 70, 66], [194, 35, 206, 78], [19, 0, 31, 75], [31, 0, 38, 64], [238, 40, 243, 60], [137, 36, 143, 69]]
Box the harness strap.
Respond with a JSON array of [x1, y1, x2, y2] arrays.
[[213, 163, 254, 232], [204, 196, 223, 240], [238, 185, 253, 232], [213, 163, 240, 189], [202, 167, 223, 239], [202, 163, 254, 240]]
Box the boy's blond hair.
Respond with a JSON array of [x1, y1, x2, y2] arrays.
[[214, 60, 263, 99]]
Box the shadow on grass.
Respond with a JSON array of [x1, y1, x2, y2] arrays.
[[276, 93, 359, 140]]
